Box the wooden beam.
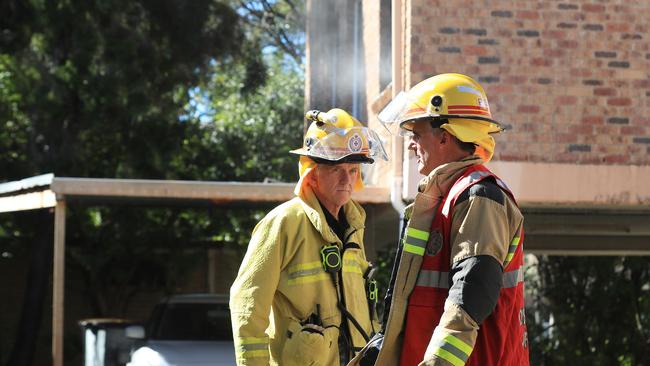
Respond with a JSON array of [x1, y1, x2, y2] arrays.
[[52, 200, 66, 366], [50, 178, 391, 204]]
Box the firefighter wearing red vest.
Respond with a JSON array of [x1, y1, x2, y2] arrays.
[[349, 73, 529, 366]]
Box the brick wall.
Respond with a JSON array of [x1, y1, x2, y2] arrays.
[[404, 0, 650, 165]]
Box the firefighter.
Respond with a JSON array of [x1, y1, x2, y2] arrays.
[[351, 73, 529, 366], [230, 108, 388, 366]]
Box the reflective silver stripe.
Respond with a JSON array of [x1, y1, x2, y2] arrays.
[[288, 266, 323, 280], [431, 338, 470, 365], [240, 343, 268, 351], [442, 170, 490, 216], [416, 267, 523, 289], [236, 337, 269, 359], [405, 235, 428, 248], [503, 267, 524, 288], [416, 270, 449, 289]]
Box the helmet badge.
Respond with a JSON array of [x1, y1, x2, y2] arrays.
[[348, 133, 363, 152]]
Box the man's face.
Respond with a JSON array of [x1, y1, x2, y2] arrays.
[[406, 121, 444, 175], [309, 163, 360, 214]]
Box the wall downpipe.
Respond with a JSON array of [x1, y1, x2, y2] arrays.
[[390, 0, 406, 214]]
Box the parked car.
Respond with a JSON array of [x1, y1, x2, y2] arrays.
[[127, 293, 236, 366]]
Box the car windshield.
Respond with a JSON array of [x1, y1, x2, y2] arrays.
[[150, 302, 233, 341]]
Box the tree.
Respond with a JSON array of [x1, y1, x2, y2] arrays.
[[0, 0, 306, 364], [235, 0, 305, 66], [527, 256, 650, 366]]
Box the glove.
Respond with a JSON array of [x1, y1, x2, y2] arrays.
[[281, 320, 335, 366], [358, 332, 384, 366]]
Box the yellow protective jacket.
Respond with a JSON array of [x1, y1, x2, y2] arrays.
[[230, 185, 375, 366]]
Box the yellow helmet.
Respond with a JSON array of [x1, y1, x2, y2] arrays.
[[290, 108, 388, 164], [291, 108, 388, 196], [378, 73, 504, 162]]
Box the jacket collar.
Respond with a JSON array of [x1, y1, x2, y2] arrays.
[[418, 155, 483, 196], [297, 185, 366, 244]]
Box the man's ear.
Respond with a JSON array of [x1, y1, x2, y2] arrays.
[[439, 129, 451, 145], [306, 167, 317, 187]]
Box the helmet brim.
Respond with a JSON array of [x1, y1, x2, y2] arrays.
[[291, 151, 374, 164]]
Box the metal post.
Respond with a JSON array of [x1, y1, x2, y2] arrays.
[[53, 199, 66, 366]]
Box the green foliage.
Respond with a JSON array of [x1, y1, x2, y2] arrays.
[[527, 256, 650, 365], [174, 53, 304, 182], [2, 0, 246, 179], [0, 0, 305, 323]]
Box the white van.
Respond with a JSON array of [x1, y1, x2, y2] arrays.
[[127, 293, 235, 366]]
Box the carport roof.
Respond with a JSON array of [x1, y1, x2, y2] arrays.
[[0, 173, 391, 212]]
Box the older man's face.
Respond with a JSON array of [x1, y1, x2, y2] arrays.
[[309, 163, 360, 216]]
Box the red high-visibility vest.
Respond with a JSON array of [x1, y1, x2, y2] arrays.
[[400, 165, 529, 366]]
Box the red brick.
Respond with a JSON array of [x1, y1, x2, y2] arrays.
[[556, 133, 578, 143], [582, 4, 606, 12], [607, 98, 633, 106], [593, 88, 617, 96], [463, 45, 488, 56], [544, 48, 565, 57], [543, 30, 567, 39], [570, 68, 593, 78], [632, 80, 650, 88], [488, 85, 514, 94], [531, 58, 553, 67], [505, 75, 528, 84], [621, 126, 645, 135], [558, 40, 579, 48], [607, 23, 631, 32], [517, 105, 541, 114], [517, 10, 540, 20], [555, 152, 579, 163], [556, 96, 578, 105], [582, 116, 604, 125], [569, 125, 593, 134], [595, 125, 619, 134], [637, 118, 650, 126], [602, 155, 628, 163]]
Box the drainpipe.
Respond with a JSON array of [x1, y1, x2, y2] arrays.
[[352, 0, 360, 117], [390, 0, 406, 214]]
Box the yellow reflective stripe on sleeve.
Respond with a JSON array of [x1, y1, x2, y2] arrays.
[[407, 227, 430, 241], [505, 235, 521, 263], [403, 227, 429, 256], [236, 337, 269, 359], [433, 348, 465, 366], [430, 333, 473, 366], [403, 242, 425, 256], [443, 334, 473, 355]]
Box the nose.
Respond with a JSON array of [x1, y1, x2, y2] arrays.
[[340, 169, 356, 187], [341, 170, 353, 184], [407, 137, 417, 151]]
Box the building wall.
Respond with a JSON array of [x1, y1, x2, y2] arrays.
[[356, 0, 650, 254], [403, 0, 650, 165]]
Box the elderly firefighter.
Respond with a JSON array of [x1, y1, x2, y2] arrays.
[[352, 73, 529, 366], [230, 108, 388, 365]]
